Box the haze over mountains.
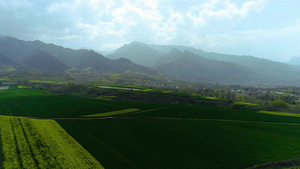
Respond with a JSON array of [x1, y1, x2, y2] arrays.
[[287, 56, 300, 65], [22, 50, 70, 72], [0, 36, 155, 74], [108, 41, 300, 85], [1, 36, 300, 85], [156, 50, 259, 83]]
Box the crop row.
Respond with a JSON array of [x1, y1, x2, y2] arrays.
[[0, 115, 103, 169]]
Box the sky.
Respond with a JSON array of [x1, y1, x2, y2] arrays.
[[0, 0, 300, 62]]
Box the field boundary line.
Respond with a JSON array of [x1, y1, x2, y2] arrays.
[[3, 114, 300, 126], [14, 116, 300, 126]]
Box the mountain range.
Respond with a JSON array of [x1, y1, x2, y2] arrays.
[[0, 53, 17, 66], [1, 36, 300, 85], [108, 42, 162, 67], [156, 50, 260, 83], [0, 36, 155, 74], [107, 41, 300, 85]]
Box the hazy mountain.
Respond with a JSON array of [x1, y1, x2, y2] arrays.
[[108, 42, 296, 80], [187, 52, 297, 78], [0, 37, 36, 62], [73, 50, 156, 74], [156, 50, 262, 83], [0, 37, 103, 67], [153, 48, 184, 68], [0, 53, 17, 66], [148, 44, 300, 82], [0, 37, 157, 74], [150, 44, 203, 55], [26, 39, 85, 67], [108, 42, 163, 67], [22, 50, 70, 72], [286, 56, 300, 65], [112, 58, 156, 74], [2, 36, 300, 85], [98, 50, 115, 56]]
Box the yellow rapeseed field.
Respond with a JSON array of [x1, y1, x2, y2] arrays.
[[0, 115, 104, 169]]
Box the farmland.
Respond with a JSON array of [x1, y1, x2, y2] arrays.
[[0, 115, 103, 168], [81, 108, 140, 117], [2, 84, 300, 168], [58, 119, 300, 169], [0, 84, 167, 118]]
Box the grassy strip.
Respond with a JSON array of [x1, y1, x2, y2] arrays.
[[82, 108, 140, 117], [28, 80, 56, 84], [18, 85, 31, 89], [233, 102, 259, 106], [141, 89, 154, 92], [259, 111, 300, 118], [205, 97, 218, 100], [32, 119, 104, 169]]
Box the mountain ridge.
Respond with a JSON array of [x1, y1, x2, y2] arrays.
[[22, 50, 70, 72], [108, 42, 163, 67], [0, 37, 157, 75], [1, 36, 300, 85], [156, 50, 262, 83]]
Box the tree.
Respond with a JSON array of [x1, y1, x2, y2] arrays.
[[271, 99, 289, 111], [294, 104, 300, 113], [235, 93, 245, 102], [218, 91, 223, 99], [288, 88, 293, 94]]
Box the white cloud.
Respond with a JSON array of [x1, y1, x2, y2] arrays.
[[229, 24, 300, 42], [0, 0, 31, 8], [89, 0, 116, 9], [58, 35, 83, 41], [152, 10, 183, 43], [193, 24, 300, 49], [111, 0, 163, 23], [187, 0, 269, 26], [100, 43, 124, 51], [2, 0, 300, 61], [201, 0, 221, 9]]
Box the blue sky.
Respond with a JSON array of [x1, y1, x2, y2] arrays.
[[0, 0, 299, 61]]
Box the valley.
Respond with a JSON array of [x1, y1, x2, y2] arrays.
[[1, 83, 300, 168], [2, 0, 300, 168]]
